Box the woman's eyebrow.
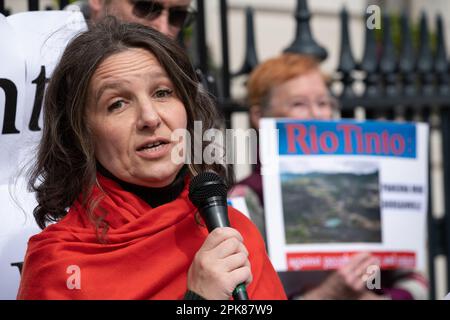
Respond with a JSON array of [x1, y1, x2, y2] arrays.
[[95, 81, 129, 104], [94, 70, 171, 103]]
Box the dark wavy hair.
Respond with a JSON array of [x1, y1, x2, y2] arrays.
[[28, 17, 233, 230]]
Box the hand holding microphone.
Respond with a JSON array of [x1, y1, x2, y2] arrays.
[[188, 171, 251, 300]]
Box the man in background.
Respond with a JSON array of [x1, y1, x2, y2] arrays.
[[69, 0, 195, 39]]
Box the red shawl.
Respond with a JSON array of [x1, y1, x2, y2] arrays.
[[17, 174, 287, 300]]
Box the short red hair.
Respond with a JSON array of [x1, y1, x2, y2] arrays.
[[247, 53, 323, 107]]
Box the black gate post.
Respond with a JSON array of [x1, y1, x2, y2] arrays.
[[219, 0, 231, 101], [439, 109, 450, 295], [28, 0, 39, 11]]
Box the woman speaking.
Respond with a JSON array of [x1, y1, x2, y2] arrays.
[[17, 18, 286, 300]]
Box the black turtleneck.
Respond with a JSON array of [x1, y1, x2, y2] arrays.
[[97, 163, 188, 208]]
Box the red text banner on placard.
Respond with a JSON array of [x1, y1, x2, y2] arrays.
[[286, 251, 416, 271]]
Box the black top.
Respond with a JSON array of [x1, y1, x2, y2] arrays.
[[97, 163, 188, 208]]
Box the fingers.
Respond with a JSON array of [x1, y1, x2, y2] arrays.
[[337, 252, 379, 292], [303, 253, 379, 299], [340, 252, 374, 277], [348, 256, 379, 291], [342, 252, 372, 273], [204, 227, 250, 271], [229, 262, 253, 287], [215, 238, 248, 259], [223, 251, 249, 271], [201, 227, 244, 252], [354, 256, 378, 277], [187, 227, 252, 300]]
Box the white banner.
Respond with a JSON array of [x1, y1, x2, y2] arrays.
[[0, 10, 87, 300]]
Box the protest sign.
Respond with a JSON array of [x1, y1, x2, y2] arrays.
[[260, 119, 428, 272], [0, 11, 86, 299]]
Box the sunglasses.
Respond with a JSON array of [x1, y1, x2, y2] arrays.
[[130, 1, 197, 28]]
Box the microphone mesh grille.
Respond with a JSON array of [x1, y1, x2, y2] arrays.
[[189, 171, 228, 207]]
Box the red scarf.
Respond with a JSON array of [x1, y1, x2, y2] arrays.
[[17, 174, 286, 300]]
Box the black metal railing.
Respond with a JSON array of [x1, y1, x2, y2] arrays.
[[336, 8, 449, 300], [213, 0, 449, 299]]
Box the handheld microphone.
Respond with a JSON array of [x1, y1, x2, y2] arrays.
[[189, 171, 249, 300]]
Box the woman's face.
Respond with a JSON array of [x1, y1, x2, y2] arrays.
[[86, 48, 187, 188], [267, 70, 335, 120]]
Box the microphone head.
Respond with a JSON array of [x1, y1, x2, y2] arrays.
[[189, 171, 228, 208]]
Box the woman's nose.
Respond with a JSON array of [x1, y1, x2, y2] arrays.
[[310, 104, 321, 119], [310, 104, 328, 120], [137, 100, 161, 131]]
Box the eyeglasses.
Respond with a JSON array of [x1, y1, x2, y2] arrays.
[[285, 96, 340, 111], [130, 1, 197, 28]]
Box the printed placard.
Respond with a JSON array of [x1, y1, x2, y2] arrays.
[[260, 119, 428, 272]]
